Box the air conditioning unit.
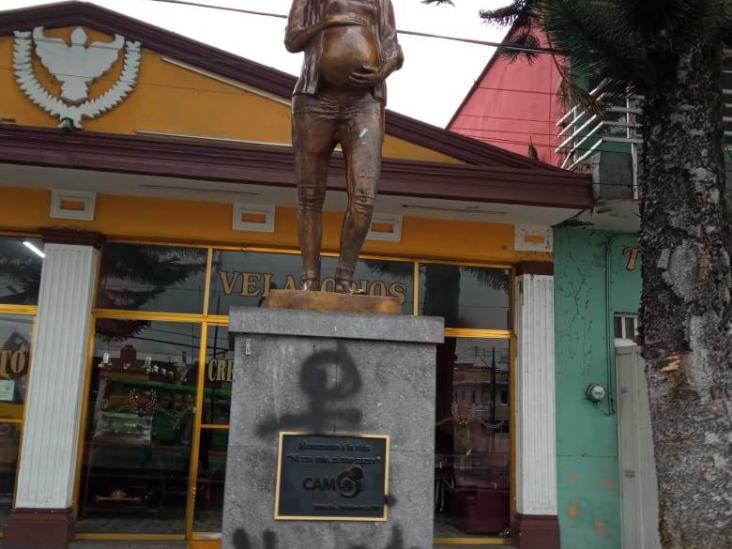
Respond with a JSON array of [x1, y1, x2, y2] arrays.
[[593, 151, 636, 200]]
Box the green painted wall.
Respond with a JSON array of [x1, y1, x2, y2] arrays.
[[554, 226, 641, 549]]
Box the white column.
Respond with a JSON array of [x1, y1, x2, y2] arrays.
[[15, 243, 98, 509], [514, 272, 558, 516]]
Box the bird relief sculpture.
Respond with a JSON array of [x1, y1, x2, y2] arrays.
[[13, 26, 141, 129]]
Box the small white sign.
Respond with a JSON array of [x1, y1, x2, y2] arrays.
[[367, 214, 402, 242], [515, 224, 553, 252], [232, 203, 275, 233], [0, 380, 15, 402]]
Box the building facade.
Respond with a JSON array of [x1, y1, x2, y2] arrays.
[[553, 228, 641, 549], [449, 25, 663, 549], [0, 3, 593, 548]]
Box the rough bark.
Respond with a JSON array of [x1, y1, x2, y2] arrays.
[[640, 40, 732, 548]]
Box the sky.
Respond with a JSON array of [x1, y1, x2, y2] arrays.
[[0, 0, 510, 126]]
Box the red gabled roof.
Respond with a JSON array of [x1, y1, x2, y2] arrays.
[[447, 28, 512, 131], [448, 22, 568, 167]]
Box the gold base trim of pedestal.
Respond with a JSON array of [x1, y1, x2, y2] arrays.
[[265, 289, 400, 314]]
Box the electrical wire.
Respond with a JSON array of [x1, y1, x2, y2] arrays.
[[452, 112, 561, 124], [146, 0, 559, 54], [451, 125, 574, 138], [475, 85, 570, 97], [149, 0, 288, 20]]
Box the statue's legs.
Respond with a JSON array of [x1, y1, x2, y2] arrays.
[[292, 91, 384, 293], [335, 96, 384, 293], [292, 95, 338, 290]]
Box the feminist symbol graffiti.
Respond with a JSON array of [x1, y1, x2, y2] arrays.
[[256, 342, 363, 437]]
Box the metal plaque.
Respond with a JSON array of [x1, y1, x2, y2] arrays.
[[274, 432, 390, 521]]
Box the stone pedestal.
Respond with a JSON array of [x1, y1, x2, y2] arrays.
[[223, 307, 443, 549]]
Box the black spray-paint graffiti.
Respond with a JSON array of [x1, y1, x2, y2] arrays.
[[232, 528, 277, 549], [236, 346, 420, 549], [232, 525, 423, 549], [256, 342, 363, 437]]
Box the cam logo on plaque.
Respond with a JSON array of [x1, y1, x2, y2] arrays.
[[274, 432, 390, 521]]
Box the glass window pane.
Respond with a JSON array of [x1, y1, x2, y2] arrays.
[[204, 325, 233, 426], [77, 320, 200, 534], [435, 338, 511, 538], [209, 251, 414, 315], [193, 430, 228, 532], [613, 316, 623, 339], [0, 314, 33, 419], [96, 244, 207, 314], [0, 423, 20, 527], [0, 237, 43, 305], [625, 317, 636, 340], [419, 265, 510, 329]]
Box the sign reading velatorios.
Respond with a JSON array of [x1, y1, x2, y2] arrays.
[[208, 251, 414, 315], [216, 270, 408, 303]]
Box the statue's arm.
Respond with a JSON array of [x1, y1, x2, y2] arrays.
[[380, 0, 404, 76], [284, 0, 326, 53]]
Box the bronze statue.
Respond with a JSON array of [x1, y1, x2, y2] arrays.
[[285, 0, 404, 294]]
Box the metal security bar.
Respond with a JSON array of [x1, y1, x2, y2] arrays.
[[559, 56, 732, 201], [555, 81, 642, 199]]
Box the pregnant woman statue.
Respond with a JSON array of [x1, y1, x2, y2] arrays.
[[285, 0, 403, 294]]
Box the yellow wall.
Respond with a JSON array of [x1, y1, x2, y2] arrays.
[[0, 187, 550, 264], [0, 28, 460, 164]]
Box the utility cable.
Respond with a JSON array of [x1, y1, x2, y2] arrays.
[[146, 0, 559, 54]]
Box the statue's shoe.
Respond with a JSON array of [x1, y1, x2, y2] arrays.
[[334, 278, 366, 295], [301, 278, 321, 292]]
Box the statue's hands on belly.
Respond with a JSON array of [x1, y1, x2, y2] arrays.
[[348, 63, 387, 87], [320, 7, 381, 89], [324, 13, 369, 28]]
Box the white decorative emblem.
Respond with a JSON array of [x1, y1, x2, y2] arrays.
[[13, 26, 141, 129]]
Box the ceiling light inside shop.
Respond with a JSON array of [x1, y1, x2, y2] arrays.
[[23, 241, 45, 259]]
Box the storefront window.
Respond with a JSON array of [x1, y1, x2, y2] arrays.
[[96, 244, 207, 314], [419, 265, 510, 329], [0, 314, 33, 419], [434, 338, 511, 538], [0, 424, 20, 526], [193, 430, 228, 532], [80, 241, 515, 542], [203, 325, 233, 425], [0, 237, 43, 305], [0, 311, 35, 530], [77, 320, 200, 534], [209, 251, 414, 315]]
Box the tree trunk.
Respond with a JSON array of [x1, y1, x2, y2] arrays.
[[640, 40, 732, 548]]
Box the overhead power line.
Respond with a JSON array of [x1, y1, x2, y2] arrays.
[[147, 0, 558, 54], [150, 0, 287, 20]]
